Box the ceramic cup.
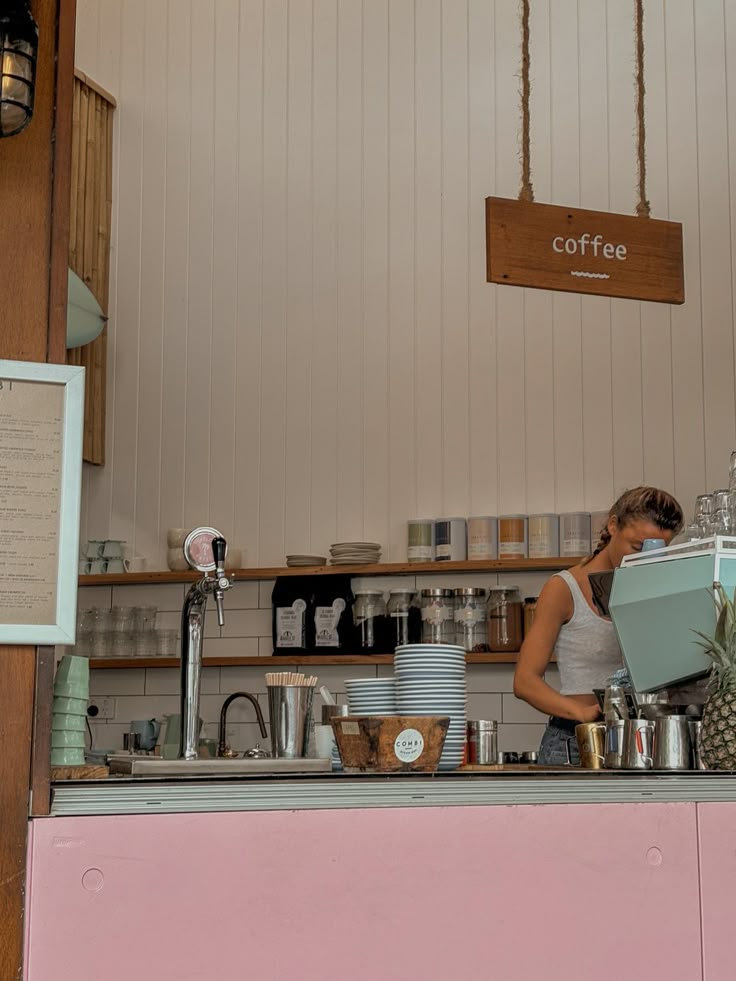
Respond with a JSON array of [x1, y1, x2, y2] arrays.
[[52, 712, 87, 732], [50, 747, 85, 767], [167, 547, 189, 571], [52, 695, 88, 714], [51, 729, 86, 748], [105, 558, 125, 574], [84, 541, 105, 558], [102, 540, 125, 558], [124, 556, 147, 573], [53, 682, 91, 699], [55, 654, 90, 686], [167, 528, 191, 548]]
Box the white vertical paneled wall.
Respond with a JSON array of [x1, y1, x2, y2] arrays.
[[75, 0, 736, 567]]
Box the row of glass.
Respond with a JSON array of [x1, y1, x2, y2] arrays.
[[353, 586, 527, 653], [677, 454, 736, 541], [73, 606, 178, 658]]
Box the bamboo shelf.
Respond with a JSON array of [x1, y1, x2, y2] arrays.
[[79, 556, 582, 588], [89, 652, 523, 670]]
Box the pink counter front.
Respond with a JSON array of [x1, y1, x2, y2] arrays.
[[22, 778, 736, 981]]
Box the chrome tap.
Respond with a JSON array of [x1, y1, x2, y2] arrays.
[[179, 530, 233, 760], [217, 692, 268, 758]]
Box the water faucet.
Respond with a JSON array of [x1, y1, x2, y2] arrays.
[[179, 528, 233, 760], [217, 692, 268, 757]]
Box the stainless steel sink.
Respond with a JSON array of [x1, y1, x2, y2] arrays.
[[108, 755, 331, 776]]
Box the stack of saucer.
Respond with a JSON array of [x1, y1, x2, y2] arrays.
[[286, 554, 327, 568], [329, 542, 382, 565], [51, 654, 90, 767], [393, 644, 466, 770], [345, 678, 397, 716]]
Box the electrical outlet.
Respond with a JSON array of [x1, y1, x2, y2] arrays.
[[87, 696, 116, 720]]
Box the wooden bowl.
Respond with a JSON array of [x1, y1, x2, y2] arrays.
[[331, 715, 450, 773]]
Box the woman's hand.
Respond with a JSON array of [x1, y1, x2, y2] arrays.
[[575, 702, 602, 723]]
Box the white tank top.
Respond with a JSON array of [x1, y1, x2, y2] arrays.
[[553, 570, 623, 695]]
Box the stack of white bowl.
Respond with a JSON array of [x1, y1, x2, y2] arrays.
[[345, 678, 397, 716], [394, 644, 467, 770]]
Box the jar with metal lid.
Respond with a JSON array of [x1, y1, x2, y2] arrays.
[[353, 590, 389, 652], [466, 720, 498, 764], [487, 586, 523, 652], [387, 589, 421, 648], [453, 587, 489, 652], [420, 588, 455, 644]]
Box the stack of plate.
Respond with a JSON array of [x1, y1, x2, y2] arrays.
[[329, 542, 382, 565], [393, 644, 467, 770], [345, 678, 397, 715], [286, 554, 327, 567]]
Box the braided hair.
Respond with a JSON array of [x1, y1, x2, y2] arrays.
[[586, 486, 684, 563]]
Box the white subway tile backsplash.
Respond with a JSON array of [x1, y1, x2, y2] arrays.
[[112, 694, 180, 722], [502, 693, 548, 724], [90, 668, 145, 696], [258, 637, 274, 657], [89, 722, 133, 751], [499, 572, 553, 598], [466, 665, 516, 693], [466, 693, 503, 722], [220, 609, 272, 638], [220, 665, 270, 694], [497, 723, 546, 753], [227, 581, 259, 609], [144, 667, 220, 696], [110, 583, 187, 610], [203, 637, 259, 659], [307, 665, 380, 691]]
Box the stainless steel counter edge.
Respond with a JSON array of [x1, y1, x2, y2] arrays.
[[49, 773, 736, 817]]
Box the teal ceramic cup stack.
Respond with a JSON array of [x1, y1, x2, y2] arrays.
[[51, 654, 90, 767]]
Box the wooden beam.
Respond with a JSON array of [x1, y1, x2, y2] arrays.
[[0, 1, 76, 976]]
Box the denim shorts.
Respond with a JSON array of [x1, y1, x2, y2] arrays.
[[538, 720, 580, 766]]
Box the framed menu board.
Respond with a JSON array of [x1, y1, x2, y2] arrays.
[[0, 360, 85, 645]]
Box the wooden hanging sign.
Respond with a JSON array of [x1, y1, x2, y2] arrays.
[[486, 197, 684, 304]]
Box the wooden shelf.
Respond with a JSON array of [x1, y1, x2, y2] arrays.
[[89, 652, 522, 669], [79, 556, 582, 587]]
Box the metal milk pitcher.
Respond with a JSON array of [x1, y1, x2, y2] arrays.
[[653, 716, 692, 770], [575, 722, 606, 769], [622, 718, 654, 769], [604, 720, 626, 769]]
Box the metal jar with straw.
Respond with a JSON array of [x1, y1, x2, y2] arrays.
[[265, 672, 317, 758]]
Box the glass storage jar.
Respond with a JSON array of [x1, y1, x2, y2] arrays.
[[420, 588, 455, 644], [487, 586, 523, 653], [353, 589, 389, 652], [453, 587, 489, 652], [387, 589, 421, 648]]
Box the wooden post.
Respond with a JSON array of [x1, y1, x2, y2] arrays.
[[0, 1, 76, 977]]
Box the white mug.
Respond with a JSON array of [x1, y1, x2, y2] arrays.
[[124, 556, 147, 573], [105, 558, 125, 574], [88, 559, 106, 574]]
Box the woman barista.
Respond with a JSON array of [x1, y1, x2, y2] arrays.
[[513, 487, 684, 764]]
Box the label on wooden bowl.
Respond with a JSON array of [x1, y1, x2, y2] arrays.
[[394, 728, 425, 763]]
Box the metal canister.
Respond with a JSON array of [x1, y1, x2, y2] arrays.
[[467, 720, 498, 764]]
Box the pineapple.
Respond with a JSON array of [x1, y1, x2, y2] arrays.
[[694, 585, 736, 770]]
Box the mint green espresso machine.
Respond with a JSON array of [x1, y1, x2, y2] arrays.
[[608, 537, 736, 693]]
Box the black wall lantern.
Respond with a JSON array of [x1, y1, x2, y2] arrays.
[[0, 1, 38, 138]]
